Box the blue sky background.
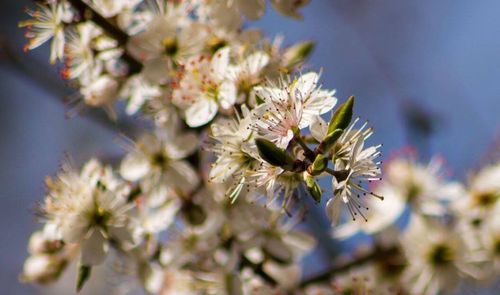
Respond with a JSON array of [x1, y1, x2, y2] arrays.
[[0, 0, 499, 294]]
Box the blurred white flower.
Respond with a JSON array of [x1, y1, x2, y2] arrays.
[[172, 48, 237, 127], [128, 8, 208, 84], [81, 75, 120, 109], [120, 75, 163, 115], [400, 215, 483, 295], [384, 154, 464, 216], [227, 50, 270, 102], [120, 130, 200, 202], [85, 0, 141, 18], [452, 162, 500, 220], [209, 105, 258, 199], [271, 0, 310, 20], [20, 254, 65, 284], [44, 159, 134, 265], [19, 2, 73, 63]]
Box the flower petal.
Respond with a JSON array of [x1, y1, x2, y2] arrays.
[[81, 230, 108, 265], [185, 98, 218, 127], [120, 152, 151, 181]]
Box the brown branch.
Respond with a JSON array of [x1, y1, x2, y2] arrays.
[[32, 0, 143, 73], [66, 0, 143, 74], [299, 246, 398, 287], [0, 39, 139, 135]]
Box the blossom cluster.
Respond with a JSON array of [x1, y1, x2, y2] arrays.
[[18, 1, 497, 294], [308, 151, 500, 295]]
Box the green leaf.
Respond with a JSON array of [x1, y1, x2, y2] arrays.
[[317, 128, 343, 154], [76, 264, 91, 292], [328, 96, 355, 135], [308, 154, 328, 175], [283, 41, 315, 69], [304, 174, 322, 203], [255, 138, 294, 169]]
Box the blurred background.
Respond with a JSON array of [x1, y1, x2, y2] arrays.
[[1, 0, 499, 294]]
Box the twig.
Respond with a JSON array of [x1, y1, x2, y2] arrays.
[[32, 0, 143, 73], [0, 38, 138, 135], [299, 246, 398, 287]]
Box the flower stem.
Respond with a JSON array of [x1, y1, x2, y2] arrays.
[[292, 133, 316, 161]]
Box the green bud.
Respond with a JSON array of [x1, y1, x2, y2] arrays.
[[308, 154, 328, 175], [76, 264, 91, 292], [304, 174, 322, 203], [283, 41, 315, 69], [255, 138, 294, 169], [317, 128, 343, 154], [328, 96, 355, 135]]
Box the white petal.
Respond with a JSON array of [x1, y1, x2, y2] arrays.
[[81, 230, 108, 265], [300, 89, 337, 128], [164, 132, 199, 159], [326, 196, 343, 225], [332, 222, 360, 240], [120, 153, 151, 181], [263, 261, 300, 289], [264, 236, 292, 262], [185, 98, 218, 127], [294, 72, 318, 97], [309, 115, 328, 142], [237, 0, 265, 20], [142, 58, 171, 84], [60, 217, 87, 243], [209, 157, 242, 183], [218, 81, 237, 109], [253, 86, 287, 103], [243, 51, 270, 76], [143, 200, 181, 233], [211, 47, 231, 81], [283, 231, 316, 255], [164, 160, 200, 193]]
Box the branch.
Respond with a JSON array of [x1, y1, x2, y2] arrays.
[[44, 0, 143, 74], [299, 246, 398, 287], [0, 39, 139, 135]]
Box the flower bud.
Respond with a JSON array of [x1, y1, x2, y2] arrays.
[[20, 255, 66, 284], [28, 230, 64, 255], [307, 154, 328, 175], [327, 96, 355, 135], [255, 138, 295, 169], [283, 41, 315, 69], [317, 128, 343, 154], [304, 173, 322, 203]]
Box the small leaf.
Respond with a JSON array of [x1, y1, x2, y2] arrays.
[[76, 264, 91, 292], [328, 96, 355, 135], [317, 128, 343, 154], [308, 154, 328, 175], [255, 138, 294, 169], [283, 41, 315, 69], [304, 174, 322, 203]]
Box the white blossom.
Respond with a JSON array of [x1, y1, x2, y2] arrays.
[[172, 48, 237, 127], [400, 215, 484, 295], [120, 129, 200, 202], [19, 2, 73, 63], [327, 134, 382, 225], [43, 159, 134, 265], [253, 72, 337, 148]]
